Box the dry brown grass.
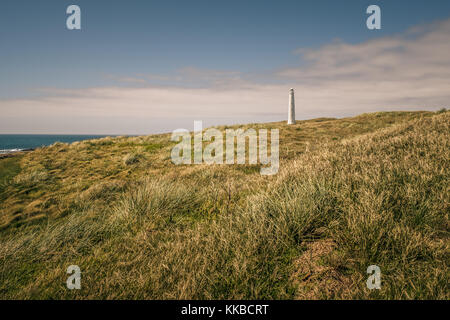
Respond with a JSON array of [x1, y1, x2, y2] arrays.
[[291, 239, 355, 299], [0, 110, 448, 299]]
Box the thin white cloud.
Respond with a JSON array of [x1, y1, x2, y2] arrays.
[[1, 19, 449, 134]]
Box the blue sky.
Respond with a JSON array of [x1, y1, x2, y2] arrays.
[[1, 0, 450, 133]]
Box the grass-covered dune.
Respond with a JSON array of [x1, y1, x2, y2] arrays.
[[0, 110, 448, 299]]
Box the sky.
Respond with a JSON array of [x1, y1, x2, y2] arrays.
[[1, 0, 450, 134]]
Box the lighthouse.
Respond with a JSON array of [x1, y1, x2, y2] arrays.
[[287, 88, 295, 125]]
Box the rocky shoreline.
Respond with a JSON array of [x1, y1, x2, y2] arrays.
[[0, 148, 34, 159]]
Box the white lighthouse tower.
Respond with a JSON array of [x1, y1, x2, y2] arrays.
[[287, 88, 295, 125]]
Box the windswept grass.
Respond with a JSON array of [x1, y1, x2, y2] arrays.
[[0, 111, 448, 299], [123, 152, 143, 165], [0, 156, 22, 195], [13, 169, 49, 187]]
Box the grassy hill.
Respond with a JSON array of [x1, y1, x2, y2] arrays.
[[0, 110, 448, 299]]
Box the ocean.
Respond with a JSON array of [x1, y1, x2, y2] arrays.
[[0, 135, 112, 154]]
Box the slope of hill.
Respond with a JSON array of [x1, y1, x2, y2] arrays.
[[0, 110, 448, 299]]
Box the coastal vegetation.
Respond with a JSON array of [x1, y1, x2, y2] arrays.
[[0, 110, 448, 299]]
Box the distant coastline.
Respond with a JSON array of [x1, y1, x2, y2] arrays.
[[0, 149, 34, 159], [0, 134, 115, 155]]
